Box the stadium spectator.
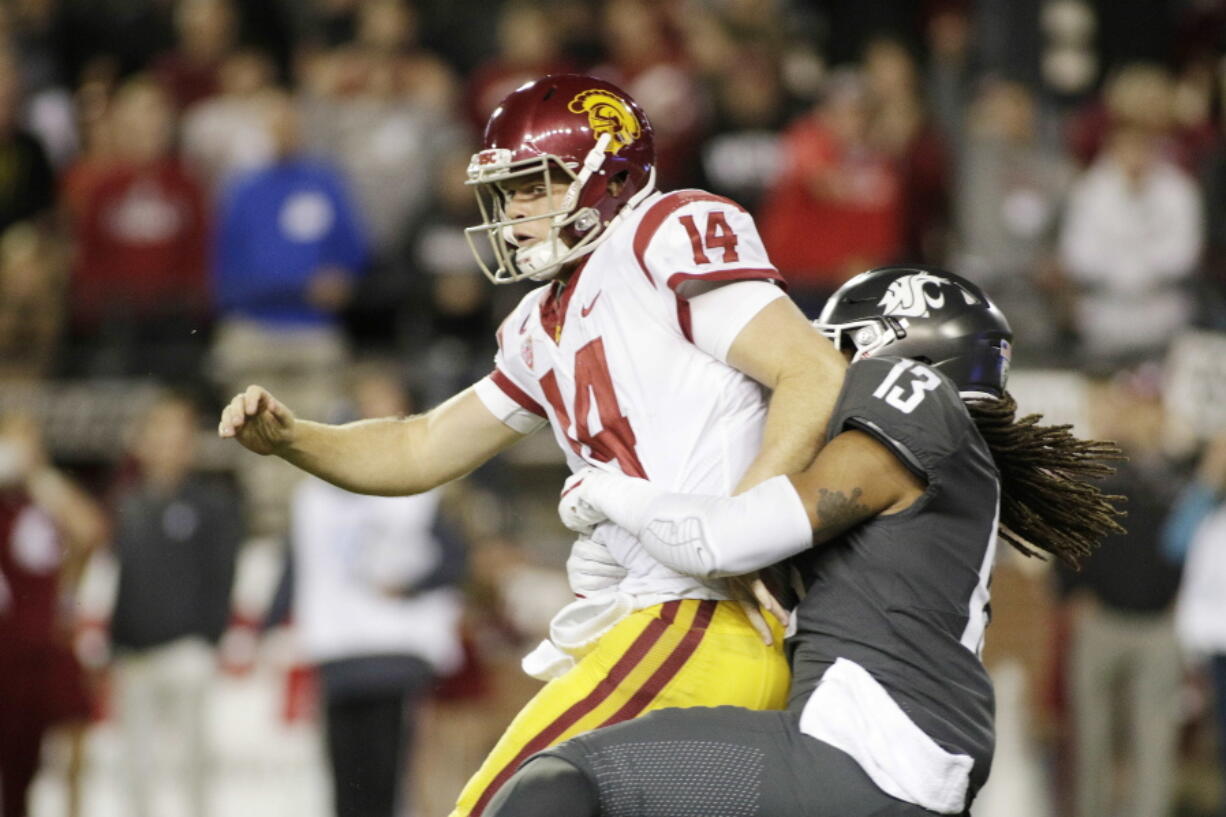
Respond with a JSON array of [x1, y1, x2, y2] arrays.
[[1058, 371, 1185, 817], [1058, 122, 1203, 364], [0, 48, 55, 234], [1163, 431, 1226, 817], [151, 0, 237, 111], [759, 69, 903, 313], [0, 222, 65, 382], [464, 1, 574, 131], [0, 413, 106, 817], [392, 146, 496, 404], [59, 66, 119, 227], [288, 363, 466, 817], [695, 50, 794, 213], [3, 0, 65, 97], [1066, 62, 1216, 173], [300, 47, 460, 258], [863, 36, 952, 264], [4, 0, 79, 170], [596, 0, 707, 190], [209, 87, 368, 535], [353, 0, 460, 115], [181, 49, 278, 197], [108, 392, 241, 817], [1199, 136, 1226, 330], [68, 76, 211, 379], [294, 0, 363, 47], [957, 79, 1075, 363], [923, 1, 976, 157]]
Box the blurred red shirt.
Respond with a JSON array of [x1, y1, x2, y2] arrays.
[[71, 159, 209, 327], [759, 117, 902, 291]]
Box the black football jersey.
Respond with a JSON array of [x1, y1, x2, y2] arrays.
[[786, 355, 999, 796]]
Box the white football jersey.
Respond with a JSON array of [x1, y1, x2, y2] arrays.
[[475, 189, 787, 602]]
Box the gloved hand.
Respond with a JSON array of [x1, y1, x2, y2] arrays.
[[558, 467, 611, 534], [566, 533, 628, 598]]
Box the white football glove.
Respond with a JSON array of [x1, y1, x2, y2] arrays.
[[566, 534, 628, 598], [558, 468, 610, 534]]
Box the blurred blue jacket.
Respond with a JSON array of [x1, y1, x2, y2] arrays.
[[212, 157, 369, 326]]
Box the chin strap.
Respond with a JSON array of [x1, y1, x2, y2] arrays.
[[565, 133, 613, 211]]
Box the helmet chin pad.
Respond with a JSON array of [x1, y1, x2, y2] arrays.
[[515, 237, 571, 281]]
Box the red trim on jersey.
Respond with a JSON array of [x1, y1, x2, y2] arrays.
[[539, 257, 590, 343], [490, 369, 546, 417], [666, 267, 786, 293], [633, 191, 751, 287], [675, 294, 693, 343], [598, 600, 716, 726], [468, 611, 674, 816]]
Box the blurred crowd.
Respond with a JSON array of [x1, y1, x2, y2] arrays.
[[3, 0, 1226, 816]]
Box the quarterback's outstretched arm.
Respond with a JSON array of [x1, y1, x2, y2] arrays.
[[561, 430, 924, 578], [219, 384, 526, 496]]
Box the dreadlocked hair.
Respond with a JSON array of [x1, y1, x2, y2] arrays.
[[966, 392, 1126, 569]]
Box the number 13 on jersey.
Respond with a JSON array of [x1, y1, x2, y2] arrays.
[[873, 359, 942, 414], [539, 338, 649, 478]]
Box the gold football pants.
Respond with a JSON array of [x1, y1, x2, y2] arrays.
[[449, 598, 790, 817]]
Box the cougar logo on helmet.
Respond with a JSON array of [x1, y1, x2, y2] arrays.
[[878, 272, 948, 318], [568, 89, 642, 154]]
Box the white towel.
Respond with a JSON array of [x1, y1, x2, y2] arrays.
[[799, 658, 973, 814], [521, 592, 637, 681]]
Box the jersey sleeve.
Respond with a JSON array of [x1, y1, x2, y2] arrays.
[[827, 356, 974, 480], [473, 371, 547, 434], [635, 190, 785, 296], [686, 280, 787, 363], [473, 303, 549, 434]]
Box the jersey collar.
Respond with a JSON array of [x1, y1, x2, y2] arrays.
[[539, 255, 591, 343]]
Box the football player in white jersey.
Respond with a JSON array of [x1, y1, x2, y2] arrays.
[[218, 74, 847, 816]]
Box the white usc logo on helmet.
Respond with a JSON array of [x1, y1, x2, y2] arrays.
[[878, 272, 948, 318], [568, 89, 641, 155]]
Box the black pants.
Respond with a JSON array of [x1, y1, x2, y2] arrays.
[[527, 706, 950, 817], [321, 656, 433, 817]]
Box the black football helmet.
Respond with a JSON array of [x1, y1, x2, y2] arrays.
[[816, 265, 1013, 397]]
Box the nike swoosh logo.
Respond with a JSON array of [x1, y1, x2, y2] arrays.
[[581, 291, 602, 317]]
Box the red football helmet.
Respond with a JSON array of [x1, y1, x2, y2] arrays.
[[465, 74, 657, 283]]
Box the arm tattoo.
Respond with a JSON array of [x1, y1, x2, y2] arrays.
[[812, 487, 870, 539]]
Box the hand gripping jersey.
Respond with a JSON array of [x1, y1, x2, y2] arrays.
[[788, 356, 999, 808], [475, 188, 785, 603]]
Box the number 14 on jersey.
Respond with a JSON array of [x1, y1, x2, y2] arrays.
[[539, 338, 649, 478]]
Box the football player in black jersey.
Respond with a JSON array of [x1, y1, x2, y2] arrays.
[[485, 266, 1125, 817]]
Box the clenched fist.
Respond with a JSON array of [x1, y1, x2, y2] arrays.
[[217, 385, 296, 456]]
